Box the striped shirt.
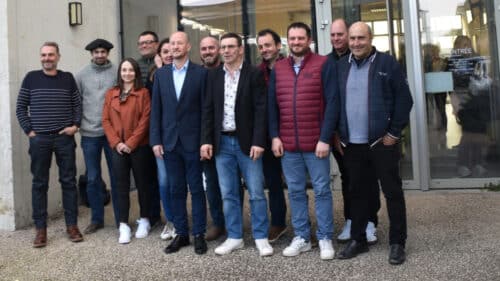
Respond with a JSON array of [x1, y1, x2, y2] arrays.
[[16, 70, 82, 135]]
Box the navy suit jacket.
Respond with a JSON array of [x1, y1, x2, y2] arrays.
[[150, 61, 207, 153]]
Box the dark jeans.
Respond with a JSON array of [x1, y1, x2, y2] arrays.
[[29, 134, 78, 229], [165, 142, 206, 236], [332, 150, 380, 226], [81, 135, 119, 226], [112, 145, 153, 223], [343, 143, 407, 245], [263, 148, 286, 227], [203, 159, 225, 229]]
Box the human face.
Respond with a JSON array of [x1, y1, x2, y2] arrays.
[[220, 37, 243, 66], [287, 28, 311, 57], [169, 32, 191, 61], [200, 37, 220, 67], [40, 46, 60, 72], [257, 33, 281, 62], [120, 61, 136, 84], [91, 47, 109, 65], [349, 22, 373, 60], [330, 20, 348, 55], [159, 43, 173, 65], [137, 34, 158, 58]]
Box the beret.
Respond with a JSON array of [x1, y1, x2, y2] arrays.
[[85, 39, 114, 51]]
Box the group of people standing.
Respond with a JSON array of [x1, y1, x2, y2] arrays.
[[16, 18, 412, 265]]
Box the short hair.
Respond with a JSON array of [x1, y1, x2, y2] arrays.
[[117, 58, 144, 91], [332, 18, 349, 30], [157, 37, 170, 54], [287, 22, 311, 39], [257, 29, 281, 45], [41, 41, 60, 54], [220, 32, 242, 47], [138, 31, 159, 42]]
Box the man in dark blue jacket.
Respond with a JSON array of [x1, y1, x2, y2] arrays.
[[150, 31, 207, 255], [325, 22, 413, 265]]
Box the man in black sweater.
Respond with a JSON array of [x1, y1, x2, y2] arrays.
[[16, 42, 83, 248]]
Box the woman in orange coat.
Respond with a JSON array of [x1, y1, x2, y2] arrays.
[[102, 58, 153, 244]]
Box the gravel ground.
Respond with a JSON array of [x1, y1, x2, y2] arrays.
[[0, 190, 499, 281]]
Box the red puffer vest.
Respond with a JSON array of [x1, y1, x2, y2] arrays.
[[274, 52, 327, 152]]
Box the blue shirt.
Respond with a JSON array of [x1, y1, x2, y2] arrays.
[[172, 60, 189, 100]]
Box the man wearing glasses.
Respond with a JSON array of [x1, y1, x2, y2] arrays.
[[137, 31, 159, 84]]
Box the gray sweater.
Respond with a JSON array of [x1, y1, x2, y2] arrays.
[[75, 61, 117, 137]]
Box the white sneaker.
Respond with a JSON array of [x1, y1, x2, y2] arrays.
[[366, 221, 378, 244], [160, 221, 175, 240], [337, 219, 351, 242], [319, 239, 335, 260], [255, 238, 273, 257], [118, 223, 131, 244], [214, 238, 244, 255], [282, 236, 312, 257], [135, 218, 151, 239]]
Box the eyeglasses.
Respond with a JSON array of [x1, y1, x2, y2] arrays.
[[220, 44, 238, 50], [137, 40, 157, 46]]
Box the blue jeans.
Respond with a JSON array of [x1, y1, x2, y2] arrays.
[[165, 142, 206, 236], [215, 135, 269, 239], [149, 152, 162, 225], [281, 151, 333, 240], [29, 134, 78, 229], [203, 159, 225, 228], [263, 148, 286, 227], [81, 135, 119, 226], [156, 157, 173, 222]]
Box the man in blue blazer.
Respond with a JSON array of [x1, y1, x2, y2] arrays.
[[150, 31, 207, 255]]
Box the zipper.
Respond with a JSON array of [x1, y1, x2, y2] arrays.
[[292, 70, 300, 150]]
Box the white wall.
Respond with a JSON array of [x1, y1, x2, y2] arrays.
[[3, 0, 122, 230]]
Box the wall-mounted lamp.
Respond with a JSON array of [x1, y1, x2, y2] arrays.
[[69, 2, 82, 26]]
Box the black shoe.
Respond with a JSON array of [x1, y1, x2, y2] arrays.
[[194, 234, 208, 255], [389, 244, 406, 265], [164, 235, 190, 254], [83, 223, 104, 234], [337, 240, 369, 259]]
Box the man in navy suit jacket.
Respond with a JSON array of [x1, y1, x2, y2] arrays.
[[150, 31, 207, 255]]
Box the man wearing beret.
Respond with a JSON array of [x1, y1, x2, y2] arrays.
[[75, 38, 119, 233]]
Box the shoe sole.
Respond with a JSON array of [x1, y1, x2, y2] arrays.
[[367, 239, 378, 246], [69, 237, 84, 243], [336, 247, 369, 259], [320, 253, 335, 260], [33, 243, 47, 248]]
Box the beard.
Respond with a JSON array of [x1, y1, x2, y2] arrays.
[[202, 55, 219, 66], [290, 46, 310, 57]]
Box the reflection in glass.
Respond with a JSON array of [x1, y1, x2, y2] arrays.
[[420, 0, 500, 179]]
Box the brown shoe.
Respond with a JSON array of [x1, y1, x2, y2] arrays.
[[268, 225, 287, 243], [205, 226, 226, 241], [33, 228, 47, 248], [83, 223, 104, 234], [66, 225, 84, 242]]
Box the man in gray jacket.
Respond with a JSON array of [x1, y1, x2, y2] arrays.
[[75, 38, 118, 233]]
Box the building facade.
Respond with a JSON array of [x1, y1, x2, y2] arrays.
[[1, 0, 499, 230]]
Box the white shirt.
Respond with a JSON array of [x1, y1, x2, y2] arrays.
[[222, 62, 243, 131]]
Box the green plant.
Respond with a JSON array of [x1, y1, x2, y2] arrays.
[[484, 182, 500, 191]]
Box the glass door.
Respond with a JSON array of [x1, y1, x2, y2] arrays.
[[419, 0, 500, 186], [180, 0, 314, 65], [330, 0, 415, 184]]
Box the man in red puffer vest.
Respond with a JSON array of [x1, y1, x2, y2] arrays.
[[268, 22, 336, 260]]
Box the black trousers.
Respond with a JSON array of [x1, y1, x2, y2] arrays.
[[343, 143, 407, 245], [332, 150, 380, 225], [112, 145, 153, 223]]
